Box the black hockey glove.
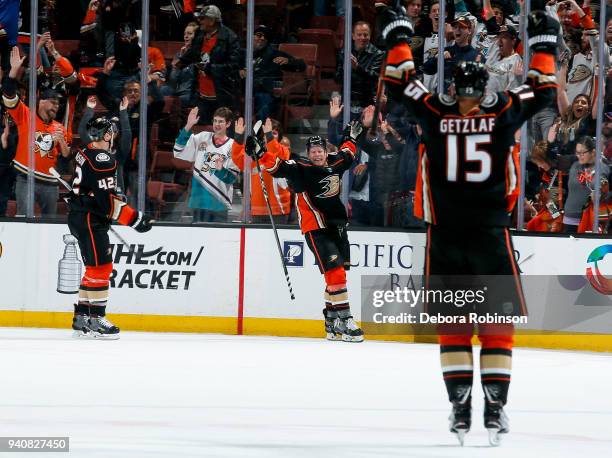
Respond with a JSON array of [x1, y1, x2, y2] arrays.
[[343, 120, 364, 144], [527, 10, 560, 54], [379, 3, 413, 49], [245, 135, 266, 160], [130, 211, 153, 233]]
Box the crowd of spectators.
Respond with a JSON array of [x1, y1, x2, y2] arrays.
[[0, 0, 610, 234]]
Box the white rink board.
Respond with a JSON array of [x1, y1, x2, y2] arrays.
[[0, 222, 240, 316], [1, 222, 611, 332], [242, 228, 426, 320], [513, 234, 612, 275]]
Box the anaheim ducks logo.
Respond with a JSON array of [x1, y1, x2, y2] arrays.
[[408, 36, 424, 49], [568, 64, 592, 84], [317, 175, 340, 198], [34, 132, 55, 158], [200, 152, 225, 173]]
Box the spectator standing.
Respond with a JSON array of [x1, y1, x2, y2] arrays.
[[180, 5, 241, 125], [548, 93, 596, 167], [2, 47, 72, 216], [335, 21, 384, 119], [423, 16, 482, 93], [563, 136, 610, 233], [173, 106, 239, 222], [231, 117, 292, 223], [485, 25, 522, 93]]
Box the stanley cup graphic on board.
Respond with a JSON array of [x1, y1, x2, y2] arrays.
[[57, 234, 82, 294]]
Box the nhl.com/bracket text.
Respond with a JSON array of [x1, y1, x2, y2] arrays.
[[109, 243, 204, 290]]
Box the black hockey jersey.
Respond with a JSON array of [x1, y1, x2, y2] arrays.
[[68, 147, 136, 226], [402, 53, 557, 227], [261, 140, 357, 233]]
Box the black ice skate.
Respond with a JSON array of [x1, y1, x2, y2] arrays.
[[484, 385, 509, 446], [323, 309, 341, 341], [88, 315, 121, 340], [72, 313, 91, 338], [333, 309, 364, 343], [448, 385, 472, 446]]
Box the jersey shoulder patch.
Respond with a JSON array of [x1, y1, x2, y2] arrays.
[[480, 92, 499, 108], [438, 93, 457, 106], [95, 152, 112, 162]]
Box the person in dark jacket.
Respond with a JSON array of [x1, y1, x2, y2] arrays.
[[179, 5, 241, 125], [423, 16, 482, 93], [335, 21, 384, 118], [240, 25, 306, 121]]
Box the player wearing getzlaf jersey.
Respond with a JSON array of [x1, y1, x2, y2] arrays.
[[248, 122, 365, 343], [380, 3, 559, 446], [67, 117, 152, 340]]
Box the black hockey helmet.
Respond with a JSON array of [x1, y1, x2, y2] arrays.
[[453, 61, 489, 98], [306, 135, 327, 152], [87, 117, 114, 142]]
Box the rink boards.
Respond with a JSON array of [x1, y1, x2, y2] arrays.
[[0, 221, 611, 351]]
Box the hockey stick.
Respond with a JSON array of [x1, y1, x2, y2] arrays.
[[249, 121, 295, 300], [49, 167, 129, 246], [368, 61, 386, 139]]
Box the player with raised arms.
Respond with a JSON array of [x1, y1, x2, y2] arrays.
[[246, 122, 366, 343], [378, 0, 559, 446]]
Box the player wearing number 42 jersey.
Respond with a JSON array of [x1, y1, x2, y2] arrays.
[[67, 117, 153, 340], [380, 3, 559, 446]]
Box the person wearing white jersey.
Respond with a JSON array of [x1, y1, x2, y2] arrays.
[[485, 24, 523, 93], [173, 106, 239, 222]]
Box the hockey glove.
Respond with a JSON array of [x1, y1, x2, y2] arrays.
[[379, 4, 413, 49], [527, 10, 559, 54], [130, 211, 153, 233], [343, 120, 364, 144], [245, 135, 266, 160]]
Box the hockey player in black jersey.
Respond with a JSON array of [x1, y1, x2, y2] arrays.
[[246, 121, 365, 342], [379, 3, 559, 446], [68, 117, 152, 339]]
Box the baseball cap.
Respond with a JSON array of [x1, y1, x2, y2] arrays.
[[195, 5, 222, 21], [39, 88, 62, 100], [498, 24, 518, 39], [254, 25, 271, 40], [452, 16, 471, 28]]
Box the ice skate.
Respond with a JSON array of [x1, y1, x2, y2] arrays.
[[484, 386, 509, 446], [323, 309, 341, 341], [448, 385, 471, 446], [88, 315, 121, 340], [71, 313, 92, 339], [334, 309, 364, 343]]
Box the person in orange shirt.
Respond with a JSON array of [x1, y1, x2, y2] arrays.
[[2, 47, 72, 216], [232, 117, 291, 223]]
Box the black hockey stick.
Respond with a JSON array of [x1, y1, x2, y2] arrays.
[[49, 167, 129, 246], [249, 121, 295, 300]]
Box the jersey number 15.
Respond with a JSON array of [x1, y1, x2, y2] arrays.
[[446, 134, 492, 183]]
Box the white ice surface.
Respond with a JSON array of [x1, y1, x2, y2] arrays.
[[0, 328, 610, 458]]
